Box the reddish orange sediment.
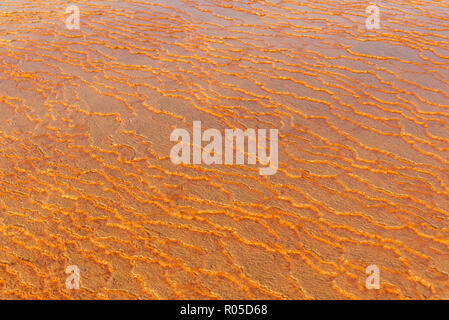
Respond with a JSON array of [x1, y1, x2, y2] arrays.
[[0, 0, 449, 299]]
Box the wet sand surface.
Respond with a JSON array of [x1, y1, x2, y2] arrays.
[[0, 0, 449, 299]]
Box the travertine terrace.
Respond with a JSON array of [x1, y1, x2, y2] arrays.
[[0, 0, 449, 299]]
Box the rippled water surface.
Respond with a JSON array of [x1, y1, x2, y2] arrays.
[[1, 0, 449, 299]]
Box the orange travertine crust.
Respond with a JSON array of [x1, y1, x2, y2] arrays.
[[0, 0, 449, 299]]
